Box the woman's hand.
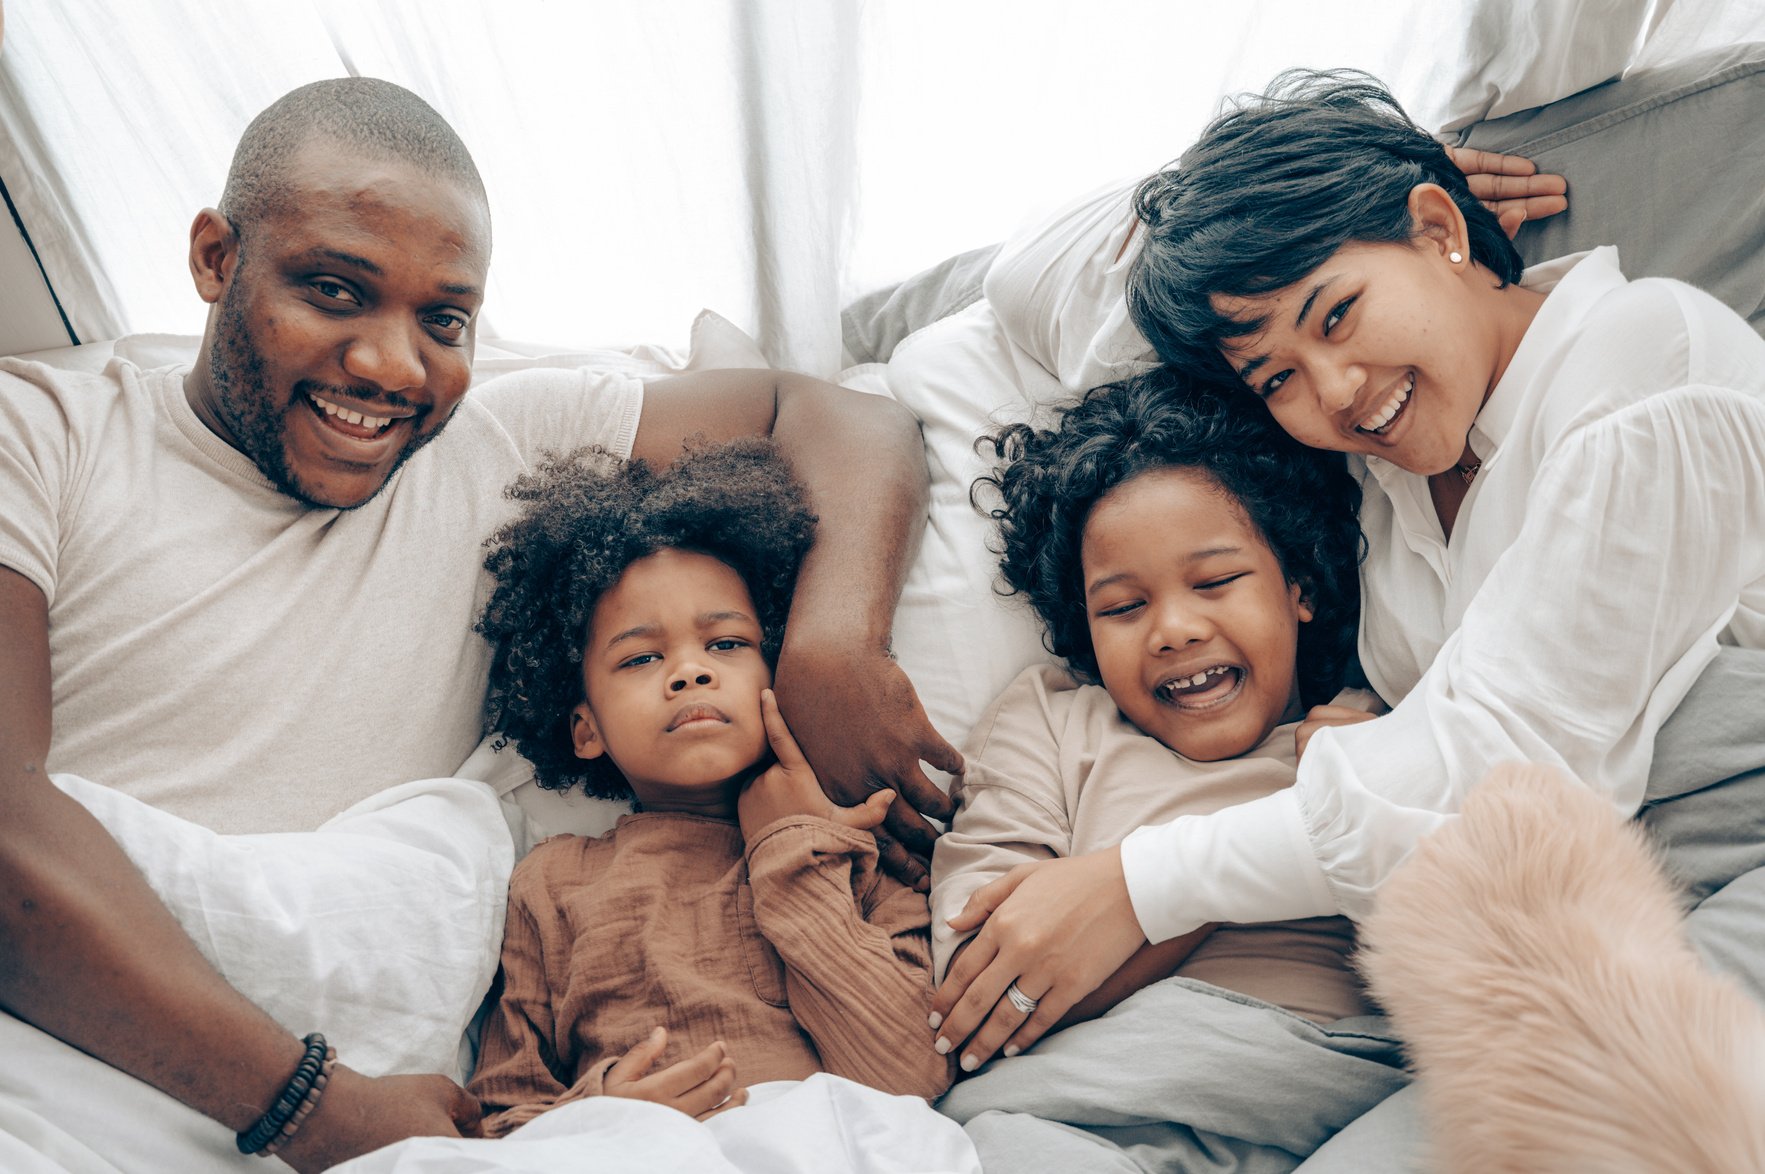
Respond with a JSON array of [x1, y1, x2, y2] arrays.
[[604, 1027, 747, 1121], [771, 643, 961, 890], [1295, 704, 1380, 762], [929, 849, 1146, 1072], [1445, 146, 1569, 239], [737, 690, 896, 842]]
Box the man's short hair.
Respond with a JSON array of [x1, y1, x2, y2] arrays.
[[218, 77, 487, 240]]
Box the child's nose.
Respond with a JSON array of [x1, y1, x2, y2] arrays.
[[1148, 601, 1213, 652], [669, 668, 715, 693]]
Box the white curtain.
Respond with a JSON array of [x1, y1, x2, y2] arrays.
[[2, 0, 1718, 370]]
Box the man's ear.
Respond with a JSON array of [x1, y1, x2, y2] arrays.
[[570, 702, 606, 761], [1406, 182, 1470, 266], [188, 208, 240, 305]]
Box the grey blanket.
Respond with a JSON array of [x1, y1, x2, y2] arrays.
[[940, 647, 1765, 1174], [937, 980, 1407, 1174]]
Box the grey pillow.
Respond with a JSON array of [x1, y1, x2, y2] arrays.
[[1458, 41, 1765, 338]]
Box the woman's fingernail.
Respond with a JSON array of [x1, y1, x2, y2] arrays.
[[934, 1037, 951, 1055], [1003, 1044, 1020, 1058], [927, 1012, 942, 1030], [960, 1053, 979, 1072]]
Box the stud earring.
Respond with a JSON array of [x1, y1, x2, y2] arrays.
[[1449, 250, 1464, 264]]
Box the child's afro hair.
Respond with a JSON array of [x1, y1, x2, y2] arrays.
[[976, 365, 1364, 707], [476, 437, 816, 798]]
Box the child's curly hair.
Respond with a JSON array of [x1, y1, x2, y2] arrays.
[[977, 366, 1364, 707], [476, 438, 817, 798]]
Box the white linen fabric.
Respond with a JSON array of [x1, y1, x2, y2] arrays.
[[0, 773, 514, 1173], [0, 356, 641, 833], [1120, 248, 1765, 941], [332, 1075, 980, 1174]]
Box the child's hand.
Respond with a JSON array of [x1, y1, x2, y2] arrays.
[[603, 1027, 747, 1121], [1295, 704, 1379, 762], [738, 689, 895, 841]]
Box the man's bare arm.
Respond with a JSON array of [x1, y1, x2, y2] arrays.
[[0, 566, 475, 1170], [633, 370, 959, 885]]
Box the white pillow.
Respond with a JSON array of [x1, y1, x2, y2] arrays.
[[847, 302, 1063, 760], [0, 774, 513, 1173], [1432, 0, 1655, 132]]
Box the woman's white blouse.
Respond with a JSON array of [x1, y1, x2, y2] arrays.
[[1121, 248, 1765, 941]]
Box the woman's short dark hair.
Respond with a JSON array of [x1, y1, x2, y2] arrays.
[[1126, 69, 1522, 385], [477, 438, 816, 798], [977, 366, 1364, 707]]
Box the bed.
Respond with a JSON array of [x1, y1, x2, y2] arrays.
[[5, 37, 1764, 1174]]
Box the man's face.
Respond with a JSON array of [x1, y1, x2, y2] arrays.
[[197, 140, 491, 509]]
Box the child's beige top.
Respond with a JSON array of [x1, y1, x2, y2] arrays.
[[932, 663, 1373, 1025], [472, 810, 952, 1135]]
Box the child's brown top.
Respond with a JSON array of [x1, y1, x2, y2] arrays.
[[471, 810, 953, 1135]]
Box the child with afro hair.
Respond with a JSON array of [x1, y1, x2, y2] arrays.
[[926, 368, 1398, 1169], [469, 438, 953, 1137]]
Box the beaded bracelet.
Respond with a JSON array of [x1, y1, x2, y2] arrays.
[[236, 1033, 334, 1156], [259, 1044, 337, 1159]]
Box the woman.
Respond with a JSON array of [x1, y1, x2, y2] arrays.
[[929, 70, 1765, 1081]]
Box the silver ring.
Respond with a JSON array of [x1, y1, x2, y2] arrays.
[[1004, 981, 1039, 1015]]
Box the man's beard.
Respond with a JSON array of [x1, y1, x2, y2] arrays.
[[207, 282, 449, 510]]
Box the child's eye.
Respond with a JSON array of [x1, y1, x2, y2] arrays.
[[1323, 296, 1356, 336], [707, 637, 749, 652], [1197, 573, 1248, 591], [1258, 370, 1291, 399], [1095, 600, 1143, 619], [618, 652, 660, 669]]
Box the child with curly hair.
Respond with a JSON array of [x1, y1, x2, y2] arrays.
[[929, 369, 1406, 1171], [466, 438, 954, 1140]]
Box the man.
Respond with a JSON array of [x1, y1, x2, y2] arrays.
[[0, 78, 956, 1170]]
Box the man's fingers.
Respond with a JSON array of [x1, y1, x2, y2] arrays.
[[883, 791, 942, 857], [450, 1085, 485, 1138], [607, 1025, 667, 1084], [1466, 171, 1568, 203], [917, 722, 966, 779], [873, 826, 930, 892], [759, 690, 809, 771], [1446, 145, 1538, 177]]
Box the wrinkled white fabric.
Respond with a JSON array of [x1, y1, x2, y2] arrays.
[[334, 1075, 980, 1174]]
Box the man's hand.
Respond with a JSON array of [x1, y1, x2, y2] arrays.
[[276, 1067, 481, 1172], [1295, 703, 1380, 762], [738, 690, 896, 843], [1446, 146, 1569, 239], [929, 849, 1144, 1073], [603, 1027, 747, 1121], [772, 641, 960, 890]]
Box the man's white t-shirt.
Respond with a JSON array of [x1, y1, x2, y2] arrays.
[[0, 358, 642, 832]]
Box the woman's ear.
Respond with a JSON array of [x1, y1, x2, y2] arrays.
[[188, 208, 240, 304], [570, 702, 606, 761], [1406, 183, 1470, 267]]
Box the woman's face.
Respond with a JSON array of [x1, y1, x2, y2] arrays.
[[1212, 240, 1501, 476]]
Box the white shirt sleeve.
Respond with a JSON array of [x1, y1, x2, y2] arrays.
[[1121, 383, 1765, 937]]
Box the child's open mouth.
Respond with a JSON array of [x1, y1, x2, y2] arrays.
[[1154, 665, 1244, 710]]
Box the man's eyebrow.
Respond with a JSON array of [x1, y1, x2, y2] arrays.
[[298, 249, 482, 300], [301, 248, 384, 277]]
